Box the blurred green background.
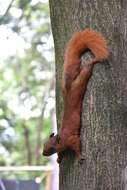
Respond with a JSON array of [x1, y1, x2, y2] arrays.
[[0, 0, 56, 188]]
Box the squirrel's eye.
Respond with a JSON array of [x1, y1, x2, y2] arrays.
[[50, 133, 54, 138]]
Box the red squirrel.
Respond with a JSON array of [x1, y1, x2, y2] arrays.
[[43, 29, 108, 163]]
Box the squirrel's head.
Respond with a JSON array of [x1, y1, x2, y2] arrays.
[[43, 133, 60, 156]]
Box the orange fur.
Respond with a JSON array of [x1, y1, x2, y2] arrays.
[[43, 29, 108, 163], [64, 29, 108, 85]]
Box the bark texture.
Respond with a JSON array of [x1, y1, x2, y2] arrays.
[[49, 0, 127, 189]]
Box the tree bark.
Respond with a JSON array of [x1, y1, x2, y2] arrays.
[[49, 0, 127, 189]]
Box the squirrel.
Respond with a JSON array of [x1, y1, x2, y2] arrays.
[[43, 29, 108, 163]]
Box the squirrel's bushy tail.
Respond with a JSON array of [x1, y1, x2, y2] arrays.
[[64, 29, 108, 81], [64, 28, 108, 63]]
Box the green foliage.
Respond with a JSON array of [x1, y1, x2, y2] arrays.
[[0, 0, 54, 183]]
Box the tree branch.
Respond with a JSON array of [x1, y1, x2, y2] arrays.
[[0, 0, 15, 23]]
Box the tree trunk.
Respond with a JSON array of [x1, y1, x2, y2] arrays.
[[23, 125, 32, 165], [49, 0, 127, 189]]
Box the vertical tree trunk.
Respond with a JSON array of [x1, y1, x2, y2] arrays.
[[23, 125, 32, 165], [49, 0, 127, 189]]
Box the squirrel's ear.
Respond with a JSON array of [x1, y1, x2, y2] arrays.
[[56, 135, 60, 143], [50, 133, 54, 138]]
